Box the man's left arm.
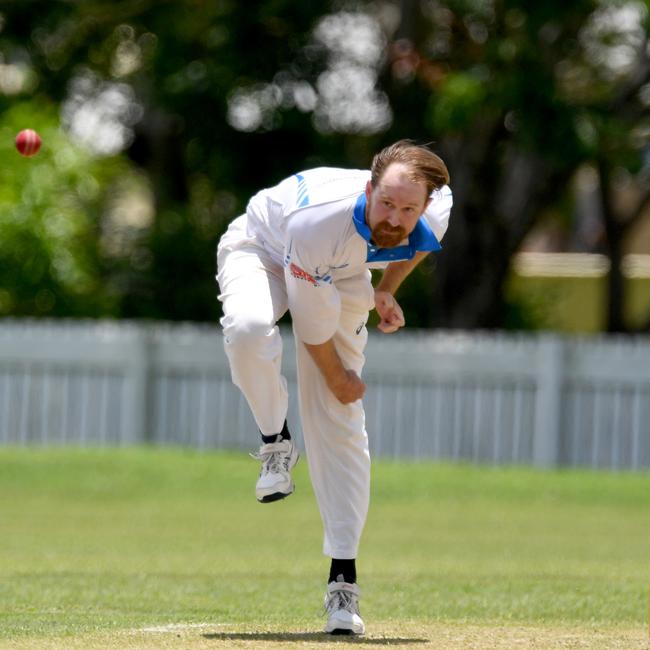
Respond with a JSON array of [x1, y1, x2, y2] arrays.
[[374, 251, 429, 333]]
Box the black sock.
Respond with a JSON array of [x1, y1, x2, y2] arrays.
[[329, 558, 356, 585], [260, 421, 291, 444]]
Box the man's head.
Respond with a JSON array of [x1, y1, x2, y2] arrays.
[[365, 140, 449, 247]]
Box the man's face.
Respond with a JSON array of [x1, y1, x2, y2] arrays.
[[365, 163, 431, 248]]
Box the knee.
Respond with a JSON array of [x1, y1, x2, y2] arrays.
[[222, 312, 275, 349]]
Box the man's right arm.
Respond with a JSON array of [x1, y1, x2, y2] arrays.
[[303, 338, 366, 404], [284, 221, 365, 404]]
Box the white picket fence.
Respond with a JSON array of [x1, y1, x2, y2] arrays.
[[0, 319, 649, 469]]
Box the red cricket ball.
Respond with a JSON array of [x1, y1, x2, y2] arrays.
[[15, 129, 42, 157]]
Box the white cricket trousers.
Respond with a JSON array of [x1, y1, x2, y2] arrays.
[[216, 215, 372, 559]]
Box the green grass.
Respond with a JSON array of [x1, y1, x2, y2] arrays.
[[0, 447, 648, 643]]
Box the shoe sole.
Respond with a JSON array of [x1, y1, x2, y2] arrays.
[[324, 615, 364, 636], [325, 627, 364, 636], [257, 488, 293, 503]]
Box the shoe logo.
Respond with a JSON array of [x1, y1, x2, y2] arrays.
[[355, 321, 365, 335]]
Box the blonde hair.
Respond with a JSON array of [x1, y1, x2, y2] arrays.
[[370, 140, 450, 195]]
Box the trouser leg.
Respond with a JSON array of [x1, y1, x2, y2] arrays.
[[295, 273, 374, 559], [216, 238, 289, 435]]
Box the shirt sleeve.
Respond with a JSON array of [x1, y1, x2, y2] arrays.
[[423, 184, 453, 242], [284, 232, 341, 345]]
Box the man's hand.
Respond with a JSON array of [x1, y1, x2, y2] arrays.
[[303, 339, 366, 404], [374, 290, 405, 333], [327, 368, 366, 404], [373, 252, 428, 333]]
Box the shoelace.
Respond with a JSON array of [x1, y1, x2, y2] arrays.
[[325, 588, 360, 616], [250, 442, 291, 474]]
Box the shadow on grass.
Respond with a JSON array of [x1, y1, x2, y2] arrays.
[[202, 631, 428, 644]]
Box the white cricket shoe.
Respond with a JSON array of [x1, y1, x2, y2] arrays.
[[323, 576, 365, 635], [251, 437, 299, 503]]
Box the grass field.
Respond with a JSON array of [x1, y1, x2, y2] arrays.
[[0, 447, 648, 649]]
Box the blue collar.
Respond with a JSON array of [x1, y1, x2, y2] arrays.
[[352, 193, 441, 263]]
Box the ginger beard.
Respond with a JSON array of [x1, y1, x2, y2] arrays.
[[370, 221, 407, 247]]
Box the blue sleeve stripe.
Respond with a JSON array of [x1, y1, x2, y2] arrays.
[[295, 173, 310, 207]]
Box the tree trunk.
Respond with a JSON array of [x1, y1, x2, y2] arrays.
[[597, 159, 627, 333], [431, 131, 573, 328]]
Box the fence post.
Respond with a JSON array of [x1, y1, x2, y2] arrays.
[[121, 325, 152, 444], [532, 334, 564, 468]]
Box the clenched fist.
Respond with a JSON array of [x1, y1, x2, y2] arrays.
[[328, 369, 366, 404], [374, 290, 406, 333]]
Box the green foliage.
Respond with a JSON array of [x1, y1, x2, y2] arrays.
[[0, 1, 647, 328], [430, 73, 488, 133], [0, 102, 129, 316]]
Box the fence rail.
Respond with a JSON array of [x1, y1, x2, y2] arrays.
[[0, 319, 649, 469]]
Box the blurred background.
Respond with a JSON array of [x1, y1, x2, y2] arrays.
[[2, 8, 648, 641], [0, 1, 649, 467], [1, 0, 649, 333]]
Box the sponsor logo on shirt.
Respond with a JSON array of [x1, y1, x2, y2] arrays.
[[290, 263, 318, 286], [355, 321, 365, 335], [284, 238, 349, 287]]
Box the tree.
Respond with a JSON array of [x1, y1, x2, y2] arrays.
[[0, 102, 129, 317], [590, 1, 650, 331], [1, 1, 648, 330], [1, 1, 341, 320], [380, 0, 650, 329]]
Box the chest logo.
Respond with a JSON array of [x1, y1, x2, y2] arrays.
[[289, 263, 318, 287]]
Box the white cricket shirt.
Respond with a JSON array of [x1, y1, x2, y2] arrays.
[[244, 167, 453, 344]]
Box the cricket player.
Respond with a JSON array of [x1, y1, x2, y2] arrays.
[[216, 140, 451, 635]]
